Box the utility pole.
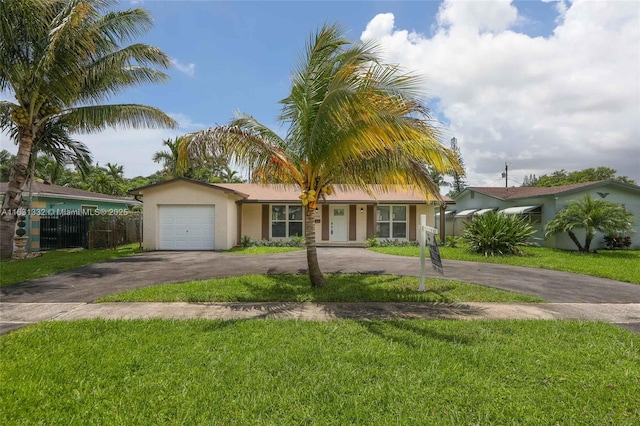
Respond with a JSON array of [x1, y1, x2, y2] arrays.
[[501, 163, 508, 189]]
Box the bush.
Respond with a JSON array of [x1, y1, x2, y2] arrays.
[[444, 236, 463, 248], [366, 238, 419, 247], [379, 239, 419, 247], [463, 211, 536, 256], [240, 235, 253, 248], [603, 235, 632, 250], [239, 236, 305, 248], [366, 237, 379, 247]]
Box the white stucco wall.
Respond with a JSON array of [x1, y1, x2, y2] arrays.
[[241, 204, 263, 241]]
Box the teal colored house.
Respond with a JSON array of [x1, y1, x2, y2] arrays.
[[1, 181, 140, 251], [444, 180, 640, 250]]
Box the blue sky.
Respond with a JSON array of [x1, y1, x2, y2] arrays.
[[2, 0, 638, 187]]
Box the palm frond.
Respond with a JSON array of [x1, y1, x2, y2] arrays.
[[62, 104, 177, 132]]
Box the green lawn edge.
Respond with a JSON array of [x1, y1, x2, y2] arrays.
[[97, 273, 543, 303], [369, 246, 640, 284]]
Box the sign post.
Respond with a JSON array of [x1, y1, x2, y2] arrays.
[[419, 214, 444, 291]]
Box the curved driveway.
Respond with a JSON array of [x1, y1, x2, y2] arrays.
[[3, 248, 640, 303]]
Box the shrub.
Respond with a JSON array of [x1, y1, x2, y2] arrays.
[[366, 236, 379, 247], [463, 211, 536, 256], [241, 238, 305, 248], [240, 235, 253, 248], [289, 236, 306, 247], [444, 236, 463, 248], [603, 234, 632, 250], [378, 238, 419, 247]]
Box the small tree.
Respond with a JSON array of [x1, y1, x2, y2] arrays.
[[544, 195, 635, 252], [463, 211, 535, 256]]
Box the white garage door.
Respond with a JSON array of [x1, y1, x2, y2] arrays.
[[158, 205, 215, 250]]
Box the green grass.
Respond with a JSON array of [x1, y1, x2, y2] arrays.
[[1, 319, 638, 425], [97, 273, 542, 303], [224, 246, 303, 254], [0, 244, 141, 287], [370, 246, 640, 284]]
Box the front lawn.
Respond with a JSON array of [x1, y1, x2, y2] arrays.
[[1, 319, 637, 425], [0, 244, 141, 287], [370, 246, 640, 284], [97, 273, 542, 303]]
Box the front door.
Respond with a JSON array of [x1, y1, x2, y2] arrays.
[[330, 206, 348, 242]]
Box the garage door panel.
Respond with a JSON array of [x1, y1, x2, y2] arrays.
[[159, 205, 215, 250]]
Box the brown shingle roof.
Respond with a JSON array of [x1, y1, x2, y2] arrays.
[[216, 183, 447, 203], [466, 181, 612, 200], [0, 182, 139, 204], [129, 178, 451, 203]]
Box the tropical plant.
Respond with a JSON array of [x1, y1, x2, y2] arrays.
[[153, 137, 184, 178], [0, 150, 15, 181], [0, 0, 177, 259], [463, 211, 536, 256], [153, 136, 243, 183], [544, 195, 635, 252], [181, 24, 461, 287], [603, 234, 632, 250]]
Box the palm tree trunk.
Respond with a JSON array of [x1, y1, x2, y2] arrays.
[[584, 231, 594, 253], [305, 205, 326, 288], [0, 128, 34, 259], [567, 230, 584, 252]]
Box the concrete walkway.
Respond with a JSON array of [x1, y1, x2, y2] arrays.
[[2, 248, 640, 334]]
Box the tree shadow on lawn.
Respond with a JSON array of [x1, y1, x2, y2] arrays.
[[202, 273, 461, 304], [360, 319, 478, 347]]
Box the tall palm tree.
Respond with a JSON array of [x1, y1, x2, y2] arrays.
[[544, 195, 635, 252], [182, 24, 461, 287], [0, 0, 177, 258], [153, 137, 183, 178]]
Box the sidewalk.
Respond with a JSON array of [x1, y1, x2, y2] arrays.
[[3, 302, 640, 334]]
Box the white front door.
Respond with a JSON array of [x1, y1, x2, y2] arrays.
[[330, 205, 348, 242]]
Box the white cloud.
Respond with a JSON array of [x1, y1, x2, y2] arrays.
[[361, 0, 640, 188], [170, 58, 196, 77]]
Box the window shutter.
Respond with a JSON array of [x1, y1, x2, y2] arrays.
[[409, 205, 417, 241], [366, 205, 375, 238], [349, 205, 357, 241], [322, 205, 329, 241], [262, 204, 270, 240]]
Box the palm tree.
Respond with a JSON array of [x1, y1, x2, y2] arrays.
[[0, 0, 177, 258], [182, 24, 461, 287], [544, 195, 635, 252], [153, 137, 183, 178]]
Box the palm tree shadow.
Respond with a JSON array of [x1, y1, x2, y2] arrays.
[[359, 318, 477, 347]]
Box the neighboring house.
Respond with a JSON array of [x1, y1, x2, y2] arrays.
[[445, 180, 640, 250], [129, 178, 447, 251], [0, 181, 140, 251]]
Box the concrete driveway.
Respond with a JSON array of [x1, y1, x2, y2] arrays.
[[2, 248, 640, 333]]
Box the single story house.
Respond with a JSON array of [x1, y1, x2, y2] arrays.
[[129, 178, 447, 251], [0, 181, 140, 251], [444, 180, 640, 250]]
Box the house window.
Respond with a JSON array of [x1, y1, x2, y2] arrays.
[[376, 205, 407, 239], [271, 205, 303, 238]]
